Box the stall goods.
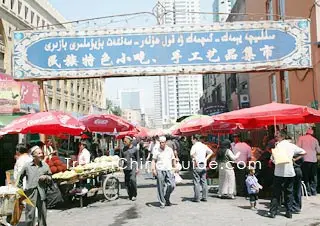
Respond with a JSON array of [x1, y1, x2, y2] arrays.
[[52, 170, 77, 180], [46, 156, 67, 174]]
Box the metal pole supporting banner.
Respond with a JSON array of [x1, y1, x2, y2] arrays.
[[38, 81, 46, 142]]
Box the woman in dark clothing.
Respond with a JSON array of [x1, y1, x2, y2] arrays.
[[256, 142, 275, 197]]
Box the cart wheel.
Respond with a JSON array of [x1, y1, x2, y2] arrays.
[[103, 176, 119, 201]]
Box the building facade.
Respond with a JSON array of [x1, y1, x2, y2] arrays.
[[119, 90, 142, 111], [154, 0, 203, 128], [122, 109, 142, 125], [0, 0, 105, 116], [229, 0, 320, 109], [212, 0, 237, 22], [159, 0, 200, 25], [200, 0, 244, 115]]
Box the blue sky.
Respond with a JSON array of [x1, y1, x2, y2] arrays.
[[48, 0, 214, 109]]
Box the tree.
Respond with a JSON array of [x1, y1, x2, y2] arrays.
[[112, 106, 122, 116], [105, 99, 122, 116]]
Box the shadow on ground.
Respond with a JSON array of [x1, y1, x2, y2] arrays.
[[108, 205, 140, 226]]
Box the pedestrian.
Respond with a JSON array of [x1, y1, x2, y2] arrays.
[[216, 139, 240, 199], [190, 134, 213, 202], [268, 130, 306, 219], [292, 154, 304, 213], [297, 128, 320, 196], [232, 134, 252, 197], [245, 167, 263, 210], [13, 143, 32, 188], [121, 136, 139, 201], [151, 136, 177, 208], [17, 145, 52, 226]]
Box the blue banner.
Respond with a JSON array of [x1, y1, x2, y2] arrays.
[[13, 20, 311, 80]]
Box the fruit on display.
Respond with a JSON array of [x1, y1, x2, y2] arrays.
[[73, 165, 84, 173], [46, 156, 67, 174]]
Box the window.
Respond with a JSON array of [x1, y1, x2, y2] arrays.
[[266, 0, 273, 20], [270, 74, 277, 102], [24, 6, 28, 19], [30, 11, 34, 24], [279, 0, 285, 19], [42, 20, 45, 27], [284, 72, 290, 103], [36, 16, 40, 26], [10, 0, 14, 9], [18, 1, 21, 14], [48, 97, 52, 109]]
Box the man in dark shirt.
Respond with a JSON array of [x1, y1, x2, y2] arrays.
[[17, 145, 52, 226], [121, 136, 139, 201]]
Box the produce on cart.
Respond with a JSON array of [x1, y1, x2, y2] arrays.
[[51, 155, 121, 207]]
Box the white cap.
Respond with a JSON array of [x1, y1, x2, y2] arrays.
[[306, 129, 314, 135], [30, 146, 41, 155], [159, 136, 166, 142]]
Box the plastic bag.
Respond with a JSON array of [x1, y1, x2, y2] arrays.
[[174, 173, 183, 184], [46, 182, 64, 209]]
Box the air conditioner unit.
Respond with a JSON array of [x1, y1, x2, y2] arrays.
[[240, 94, 249, 103]]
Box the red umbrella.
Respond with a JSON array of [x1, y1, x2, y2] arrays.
[[80, 114, 134, 133], [0, 111, 85, 136], [115, 126, 150, 139], [213, 102, 320, 127], [172, 117, 214, 135]]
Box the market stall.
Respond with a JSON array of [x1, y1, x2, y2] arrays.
[[51, 155, 121, 207]]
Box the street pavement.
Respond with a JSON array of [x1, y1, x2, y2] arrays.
[[20, 171, 320, 226]]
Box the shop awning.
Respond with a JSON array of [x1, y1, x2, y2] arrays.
[[0, 115, 21, 128]]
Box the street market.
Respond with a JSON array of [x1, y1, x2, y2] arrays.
[[0, 0, 320, 225]]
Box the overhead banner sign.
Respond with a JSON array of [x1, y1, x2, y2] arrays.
[[13, 19, 311, 80]]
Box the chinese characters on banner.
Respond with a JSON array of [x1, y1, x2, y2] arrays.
[[13, 20, 311, 80]]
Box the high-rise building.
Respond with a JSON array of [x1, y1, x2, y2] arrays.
[[212, 0, 237, 22], [119, 90, 142, 111], [159, 0, 200, 25], [154, 0, 203, 128]]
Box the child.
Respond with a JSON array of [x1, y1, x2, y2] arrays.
[[245, 167, 263, 210]]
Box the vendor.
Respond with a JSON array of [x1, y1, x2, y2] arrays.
[[77, 140, 91, 165], [43, 139, 57, 161]]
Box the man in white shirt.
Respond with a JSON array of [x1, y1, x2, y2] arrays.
[[233, 134, 252, 197], [151, 136, 176, 208], [190, 135, 213, 202], [77, 141, 91, 165], [268, 130, 306, 219], [14, 144, 32, 189], [297, 128, 320, 196]]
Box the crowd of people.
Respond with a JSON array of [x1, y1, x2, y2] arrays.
[[122, 128, 319, 219], [2, 127, 320, 225]]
